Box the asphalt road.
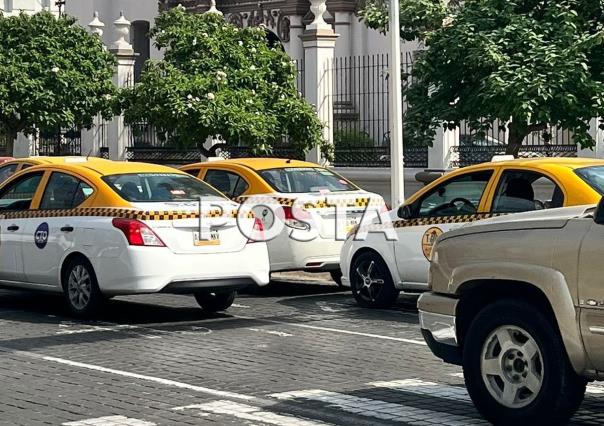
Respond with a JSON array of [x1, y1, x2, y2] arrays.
[[0, 274, 603, 425]]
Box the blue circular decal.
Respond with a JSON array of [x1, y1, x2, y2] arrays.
[[34, 222, 49, 249]]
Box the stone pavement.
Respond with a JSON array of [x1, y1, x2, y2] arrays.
[[0, 274, 602, 425]]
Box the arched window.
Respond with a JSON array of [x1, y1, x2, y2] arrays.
[[131, 20, 151, 82]]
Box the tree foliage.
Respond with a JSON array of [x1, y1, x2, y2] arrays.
[[359, 0, 604, 155], [0, 12, 116, 146], [121, 8, 326, 158]]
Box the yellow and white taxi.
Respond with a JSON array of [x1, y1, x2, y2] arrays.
[[0, 157, 269, 316], [181, 158, 385, 283], [341, 158, 604, 308]]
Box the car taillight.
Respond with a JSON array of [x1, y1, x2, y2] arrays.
[[112, 218, 165, 247], [247, 218, 265, 243], [281, 206, 311, 230]]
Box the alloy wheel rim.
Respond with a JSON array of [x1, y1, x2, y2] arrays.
[[354, 260, 385, 302], [68, 265, 92, 310], [480, 325, 544, 409]]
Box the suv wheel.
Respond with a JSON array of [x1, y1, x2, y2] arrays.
[[62, 257, 104, 317], [350, 252, 399, 308], [463, 299, 586, 425], [194, 291, 236, 312]]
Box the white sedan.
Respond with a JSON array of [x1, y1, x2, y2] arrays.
[[0, 158, 269, 316]]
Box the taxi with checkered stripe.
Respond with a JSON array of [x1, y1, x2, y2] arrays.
[[0, 157, 269, 316], [341, 157, 604, 308], [181, 158, 386, 284]]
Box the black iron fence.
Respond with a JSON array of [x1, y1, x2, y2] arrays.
[[38, 128, 82, 156], [0, 133, 10, 156], [330, 53, 427, 168]]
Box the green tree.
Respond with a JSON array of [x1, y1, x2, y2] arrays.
[[360, 0, 604, 156], [120, 8, 326, 159], [0, 12, 116, 154]]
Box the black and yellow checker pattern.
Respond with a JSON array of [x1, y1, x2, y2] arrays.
[[0, 207, 254, 221], [391, 213, 502, 228], [234, 195, 383, 210]]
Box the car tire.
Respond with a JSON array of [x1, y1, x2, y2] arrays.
[[350, 252, 399, 308], [62, 257, 104, 317], [330, 270, 343, 286], [463, 299, 586, 425], [194, 291, 236, 312]]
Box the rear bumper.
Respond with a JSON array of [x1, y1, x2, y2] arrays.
[[418, 292, 461, 365], [94, 243, 270, 295], [267, 232, 343, 272]]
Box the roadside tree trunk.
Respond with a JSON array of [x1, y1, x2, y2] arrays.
[[506, 120, 527, 157]]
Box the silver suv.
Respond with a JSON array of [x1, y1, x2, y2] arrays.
[[419, 201, 604, 424]]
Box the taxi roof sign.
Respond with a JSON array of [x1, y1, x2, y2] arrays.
[[491, 155, 515, 162]]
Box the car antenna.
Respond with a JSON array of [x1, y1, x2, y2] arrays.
[[286, 159, 292, 164]]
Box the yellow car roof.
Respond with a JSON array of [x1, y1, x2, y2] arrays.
[[457, 157, 604, 172], [188, 158, 320, 171], [23, 159, 185, 177], [4, 156, 111, 166]]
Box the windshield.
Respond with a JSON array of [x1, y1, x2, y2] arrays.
[[258, 167, 357, 193], [103, 173, 226, 202], [575, 166, 604, 195]]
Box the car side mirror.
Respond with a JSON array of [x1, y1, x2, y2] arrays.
[[594, 197, 604, 225], [398, 204, 413, 220]]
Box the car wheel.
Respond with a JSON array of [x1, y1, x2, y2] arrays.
[[463, 299, 586, 425], [330, 270, 343, 286], [62, 257, 104, 317], [194, 291, 236, 312], [350, 252, 399, 308]]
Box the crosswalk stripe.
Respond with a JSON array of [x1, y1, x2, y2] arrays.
[[369, 379, 472, 402], [269, 390, 486, 425], [174, 401, 332, 426]]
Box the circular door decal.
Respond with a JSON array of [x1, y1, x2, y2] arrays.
[[422, 227, 443, 260], [34, 222, 49, 249]]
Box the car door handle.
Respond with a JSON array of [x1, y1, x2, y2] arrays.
[[60, 226, 74, 233], [6, 225, 19, 232]]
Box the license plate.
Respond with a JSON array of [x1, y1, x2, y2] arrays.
[[193, 230, 220, 246]]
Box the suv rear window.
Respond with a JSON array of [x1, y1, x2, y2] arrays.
[[103, 173, 225, 202]]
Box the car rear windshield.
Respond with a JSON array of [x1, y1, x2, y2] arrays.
[[575, 166, 604, 195], [258, 167, 356, 193], [103, 173, 225, 202]]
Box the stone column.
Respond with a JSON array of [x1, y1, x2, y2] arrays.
[[302, 0, 339, 164], [333, 11, 352, 58], [108, 12, 136, 161], [80, 11, 107, 158], [581, 118, 603, 158], [287, 15, 305, 63], [428, 127, 458, 170]]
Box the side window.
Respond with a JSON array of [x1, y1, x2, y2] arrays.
[[40, 172, 94, 209], [204, 169, 249, 198], [184, 168, 201, 177], [492, 170, 564, 213], [0, 172, 44, 210], [0, 164, 17, 184], [414, 170, 494, 217]]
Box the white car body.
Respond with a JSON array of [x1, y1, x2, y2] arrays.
[[339, 210, 473, 292], [0, 200, 270, 295], [249, 191, 385, 273]]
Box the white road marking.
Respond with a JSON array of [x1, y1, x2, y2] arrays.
[[449, 372, 464, 378], [315, 302, 348, 313], [174, 400, 331, 426], [40, 355, 256, 401], [587, 384, 604, 394], [232, 303, 251, 308], [249, 328, 293, 337], [63, 415, 155, 425], [235, 315, 426, 345], [369, 379, 472, 402], [269, 390, 485, 424]]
